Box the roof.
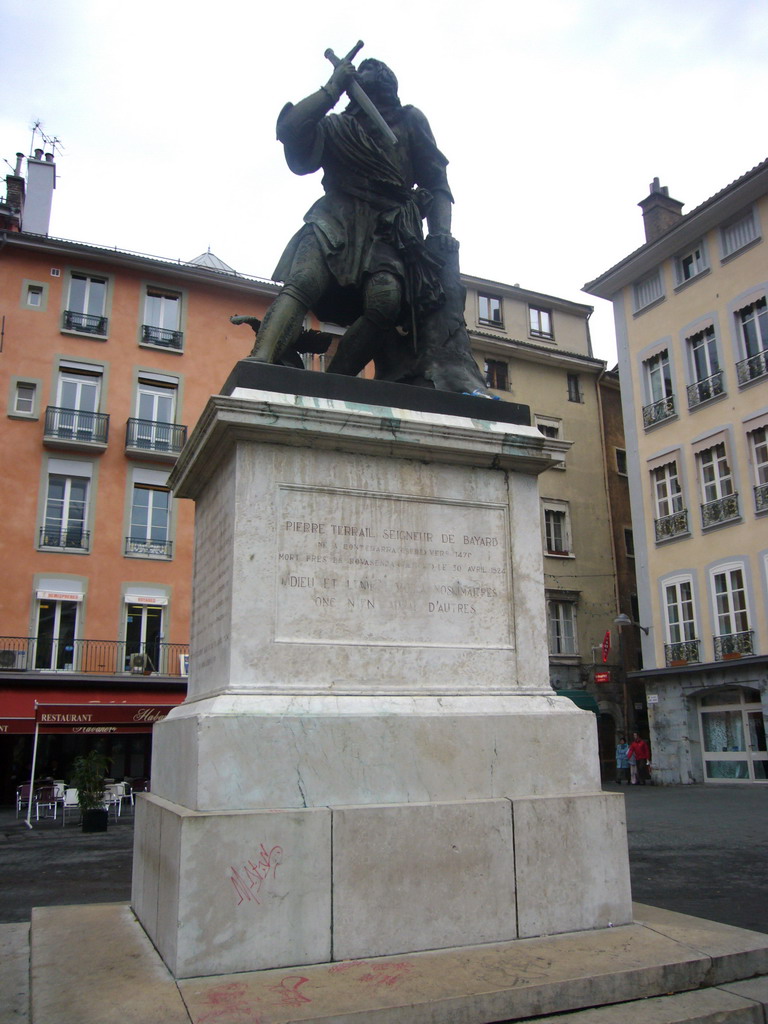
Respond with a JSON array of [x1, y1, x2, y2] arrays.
[[188, 249, 236, 273], [584, 156, 768, 299]]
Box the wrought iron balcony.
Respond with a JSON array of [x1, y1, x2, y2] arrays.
[[736, 350, 768, 386], [701, 493, 740, 528], [44, 406, 109, 448], [125, 536, 173, 559], [642, 395, 676, 428], [125, 418, 187, 457], [714, 630, 754, 660], [39, 527, 90, 551], [687, 371, 724, 409], [62, 310, 108, 335], [664, 639, 700, 666], [654, 509, 689, 542], [0, 636, 189, 675], [141, 324, 183, 351], [755, 483, 768, 513]]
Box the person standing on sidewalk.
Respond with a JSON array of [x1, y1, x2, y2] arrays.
[[628, 732, 651, 785], [615, 735, 630, 784]]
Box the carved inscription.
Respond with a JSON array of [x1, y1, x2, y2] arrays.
[[275, 487, 512, 647]]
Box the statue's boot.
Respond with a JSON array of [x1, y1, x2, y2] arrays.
[[248, 292, 307, 363], [327, 314, 388, 377]]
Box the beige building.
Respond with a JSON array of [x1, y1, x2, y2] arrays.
[[461, 276, 633, 755], [585, 159, 768, 784]]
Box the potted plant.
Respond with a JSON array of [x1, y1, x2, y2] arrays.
[[71, 750, 111, 832]]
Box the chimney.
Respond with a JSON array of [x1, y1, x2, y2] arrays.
[[638, 177, 684, 243], [22, 149, 56, 235], [0, 153, 26, 231]]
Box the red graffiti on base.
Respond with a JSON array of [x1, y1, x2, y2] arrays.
[[230, 844, 283, 906]]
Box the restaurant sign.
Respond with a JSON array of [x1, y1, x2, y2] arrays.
[[34, 703, 173, 734]]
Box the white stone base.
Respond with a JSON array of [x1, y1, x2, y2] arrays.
[[132, 788, 631, 979]]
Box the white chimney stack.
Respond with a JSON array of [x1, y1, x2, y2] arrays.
[[23, 149, 56, 235]]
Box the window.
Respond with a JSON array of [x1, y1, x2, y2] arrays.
[[529, 305, 553, 339], [478, 294, 502, 327], [675, 242, 708, 285], [484, 359, 508, 390], [548, 598, 577, 656], [124, 602, 164, 672], [41, 472, 90, 550], [543, 500, 571, 556], [26, 284, 43, 307], [687, 326, 723, 407], [711, 566, 752, 659], [615, 448, 628, 475], [127, 478, 172, 559], [736, 296, 768, 385], [633, 269, 664, 312], [142, 289, 183, 349], [698, 442, 739, 527], [664, 577, 699, 665], [12, 380, 37, 417], [46, 365, 108, 444], [721, 207, 759, 259], [567, 373, 581, 403], [652, 461, 688, 541], [35, 596, 80, 670], [624, 528, 634, 558], [748, 426, 768, 513], [63, 273, 108, 334], [642, 350, 675, 426], [535, 416, 565, 467]]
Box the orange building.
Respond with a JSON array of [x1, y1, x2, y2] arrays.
[[0, 151, 277, 797]]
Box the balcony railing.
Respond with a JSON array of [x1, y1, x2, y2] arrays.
[[736, 350, 768, 386], [44, 406, 110, 446], [687, 371, 724, 409], [141, 324, 183, 351], [125, 418, 187, 455], [39, 527, 90, 551], [701, 493, 740, 528], [0, 636, 189, 675], [125, 536, 173, 559], [755, 483, 768, 513], [654, 509, 689, 542], [714, 630, 754, 660], [63, 310, 108, 335], [664, 639, 700, 666], [643, 395, 676, 428]]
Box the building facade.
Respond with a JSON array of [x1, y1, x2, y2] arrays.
[[585, 160, 768, 784]]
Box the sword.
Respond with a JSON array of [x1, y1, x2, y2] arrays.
[[324, 42, 398, 146]]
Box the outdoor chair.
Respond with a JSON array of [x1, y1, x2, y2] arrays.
[[16, 783, 34, 818], [61, 787, 80, 826], [35, 785, 58, 821]]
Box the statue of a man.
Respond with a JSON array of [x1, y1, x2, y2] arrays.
[[245, 53, 490, 396]]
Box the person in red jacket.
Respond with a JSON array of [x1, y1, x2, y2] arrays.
[[627, 732, 651, 785]]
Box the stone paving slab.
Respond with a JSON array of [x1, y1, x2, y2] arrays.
[[21, 902, 768, 1024], [0, 923, 30, 1024]]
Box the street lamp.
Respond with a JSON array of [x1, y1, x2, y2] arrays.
[[614, 613, 650, 635]]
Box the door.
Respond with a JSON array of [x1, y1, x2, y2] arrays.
[[124, 603, 163, 671], [35, 599, 79, 670], [699, 688, 768, 781]]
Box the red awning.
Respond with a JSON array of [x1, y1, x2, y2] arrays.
[[0, 681, 184, 729], [0, 702, 180, 736]]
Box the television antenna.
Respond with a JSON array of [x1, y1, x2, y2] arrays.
[[29, 120, 64, 159]]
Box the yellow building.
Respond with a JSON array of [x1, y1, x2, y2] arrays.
[[586, 159, 768, 784]]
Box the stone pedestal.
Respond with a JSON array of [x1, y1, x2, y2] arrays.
[[132, 369, 632, 979]]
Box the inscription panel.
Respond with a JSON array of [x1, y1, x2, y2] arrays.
[[275, 486, 512, 648]]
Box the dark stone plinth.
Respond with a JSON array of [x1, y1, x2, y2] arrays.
[[221, 361, 530, 427]]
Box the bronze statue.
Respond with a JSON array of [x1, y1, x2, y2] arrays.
[[235, 42, 491, 396]]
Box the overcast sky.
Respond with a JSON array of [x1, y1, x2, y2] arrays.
[[3, 0, 767, 365]]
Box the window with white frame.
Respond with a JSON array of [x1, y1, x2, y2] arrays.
[[543, 500, 572, 556], [547, 597, 577, 656], [698, 442, 739, 527], [41, 468, 90, 550], [64, 272, 108, 334], [721, 207, 759, 259], [633, 269, 664, 312], [711, 565, 752, 658], [529, 305, 553, 339], [26, 283, 44, 308], [124, 599, 165, 672], [748, 426, 768, 513], [687, 326, 723, 407], [11, 380, 38, 417], [142, 289, 183, 349], [643, 349, 675, 426], [651, 461, 688, 541], [535, 415, 565, 467], [132, 376, 179, 450], [735, 296, 768, 385], [478, 294, 503, 327], [663, 576, 699, 664], [675, 242, 708, 285], [49, 364, 106, 442], [34, 593, 81, 670], [127, 468, 172, 558]]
